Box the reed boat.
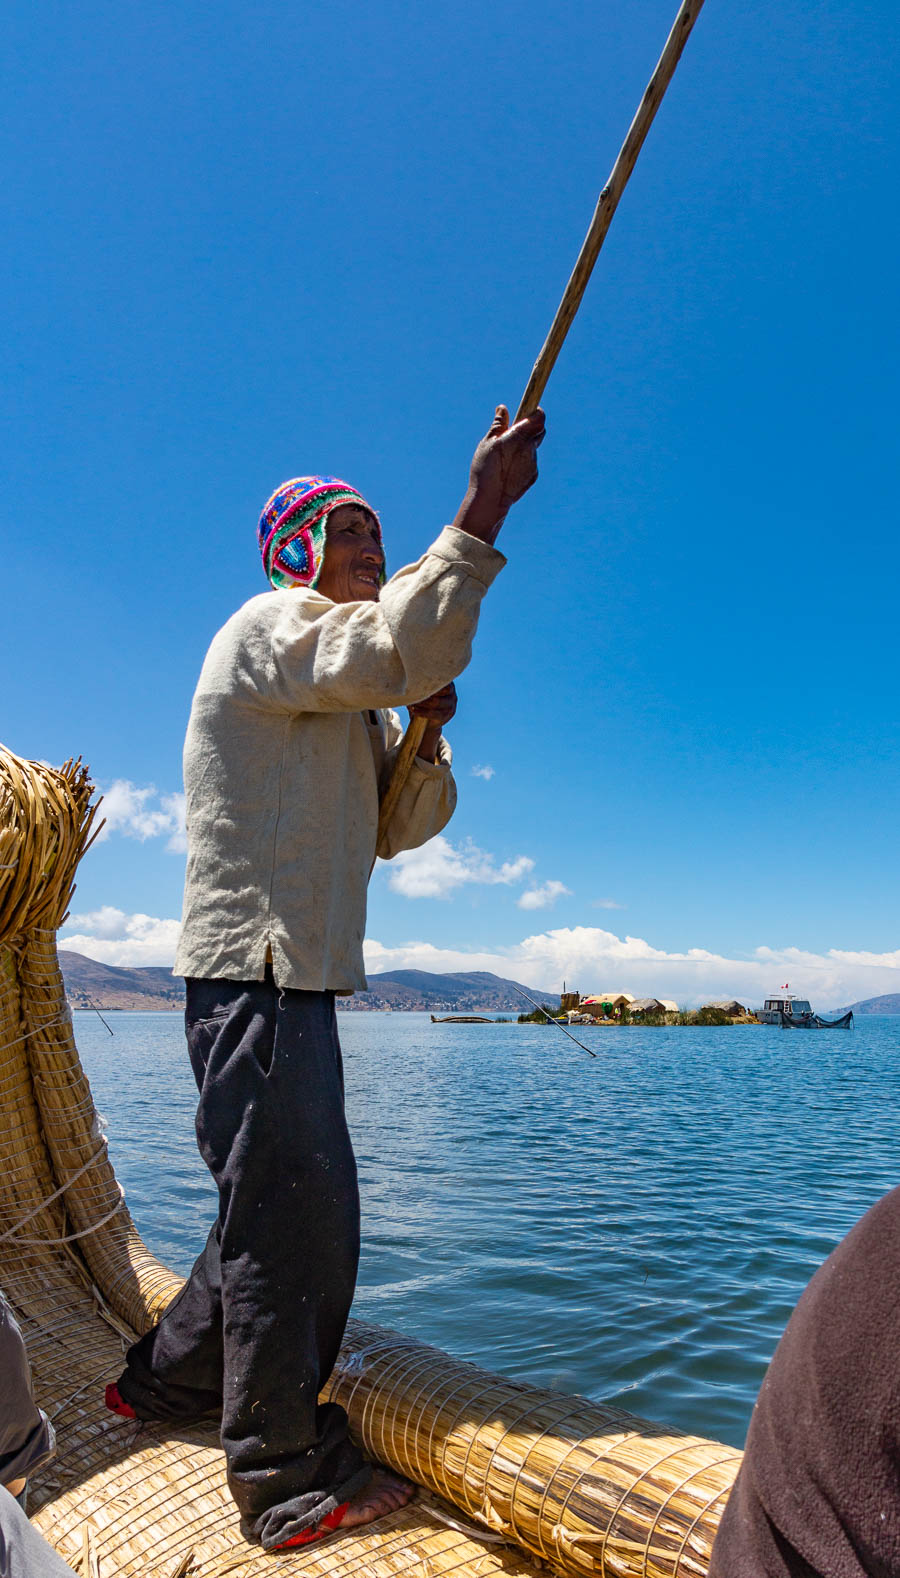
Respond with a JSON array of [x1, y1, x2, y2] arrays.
[[0, 745, 741, 1577], [430, 1015, 495, 1023], [779, 1010, 853, 1030]]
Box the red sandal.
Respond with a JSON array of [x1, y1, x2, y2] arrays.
[[104, 1383, 137, 1420], [273, 1503, 349, 1549]]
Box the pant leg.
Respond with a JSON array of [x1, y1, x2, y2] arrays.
[[0, 1486, 78, 1578], [118, 974, 369, 1547], [117, 978, 235, 1422], [119, 1221, 225, 1420]]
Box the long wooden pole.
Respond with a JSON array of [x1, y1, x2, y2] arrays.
[[379, 0, 705, 837], [516, 0, 706, 420]]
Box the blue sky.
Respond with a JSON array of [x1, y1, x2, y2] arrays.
[[4, 0, 899, 1006]]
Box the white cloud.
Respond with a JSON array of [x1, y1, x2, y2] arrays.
[[160, 793, 187, 853], [382, 836, 534, 900], [64, 905, 135, 940], [471, 764, 495, 781], [782, 945, 900, 970], [364, 925, 900, 1009], [95, 781, 186, 854], [517, 879, 572, 911], [60, 907, 181, 967], [592, 898, 624, 910]]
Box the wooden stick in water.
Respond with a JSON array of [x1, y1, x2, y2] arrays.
[[512, 984, 598, 1058], [515, 0, 706, 420]]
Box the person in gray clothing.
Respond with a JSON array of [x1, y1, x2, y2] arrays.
[[0, 1290, 77, 1578]]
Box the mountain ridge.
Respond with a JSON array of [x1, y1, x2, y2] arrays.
[[843, 993, 900, 1016], [59, 951, 558, 1012]]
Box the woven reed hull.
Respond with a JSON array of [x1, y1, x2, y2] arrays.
[[0, 747, 741, 1576]]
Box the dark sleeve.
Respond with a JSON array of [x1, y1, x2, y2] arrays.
[[710, 1184, 900, 1578], [0, 1292, 56, 1485]]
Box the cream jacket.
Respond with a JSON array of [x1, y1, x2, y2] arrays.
[[174, 525, 505, 991]]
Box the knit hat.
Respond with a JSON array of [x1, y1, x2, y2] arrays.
[[257, 475, 383, 590]]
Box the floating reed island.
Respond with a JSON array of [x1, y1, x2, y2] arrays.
[[0, 742, 741, 1577], [519, 994, 759, 1027]]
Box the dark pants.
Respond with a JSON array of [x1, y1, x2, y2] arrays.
[[117, 975, 370, 1548]]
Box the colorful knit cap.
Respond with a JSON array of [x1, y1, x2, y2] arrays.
[[257, 475, 383, 590]]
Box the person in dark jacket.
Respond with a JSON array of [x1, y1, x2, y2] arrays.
[[710, 1184, 900, 1577], [1, 1289, 77, 1578]]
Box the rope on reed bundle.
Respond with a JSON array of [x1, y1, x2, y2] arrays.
[[0, 1140, 110, 1243]]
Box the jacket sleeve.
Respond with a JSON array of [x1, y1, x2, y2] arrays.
[[375, 708, 457, 860], [225, 527, 505, 715]]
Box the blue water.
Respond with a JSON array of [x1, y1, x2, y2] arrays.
[[75, 1010, 900, 1450]]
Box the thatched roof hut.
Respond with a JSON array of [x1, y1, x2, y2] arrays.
[[580, 991, 634, 1017]]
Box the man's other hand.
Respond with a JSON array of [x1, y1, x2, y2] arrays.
[[409, 682, 457, 762]]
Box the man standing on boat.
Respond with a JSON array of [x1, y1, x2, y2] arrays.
[[106, 403, 545, 1550]]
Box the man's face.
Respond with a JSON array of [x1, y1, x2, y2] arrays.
[[316, 504, 384, 603]]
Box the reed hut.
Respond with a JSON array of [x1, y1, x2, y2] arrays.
[[580, 992, 635, 1019], [0, 744, 741, 1576]]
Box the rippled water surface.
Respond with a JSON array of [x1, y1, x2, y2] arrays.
[[75, 1010, 900, 1449]]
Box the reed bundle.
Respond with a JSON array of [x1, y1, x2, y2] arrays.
[[325, 1325, 738, 1575], [0, 748, 102, 940], [0, 743, 740, 1575]]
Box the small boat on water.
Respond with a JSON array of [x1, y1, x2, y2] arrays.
[[430, 1013, 494, 1023], [758, 991, 853, 1029]]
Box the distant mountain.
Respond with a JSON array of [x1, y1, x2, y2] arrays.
[[59, 952, 557, 1014], [349, 969, 558, 1012], [843, 993, 900, 1016], [60, 951, 184, 1010]]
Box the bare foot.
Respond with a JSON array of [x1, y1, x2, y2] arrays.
[[339, 1469, 414, 1530]]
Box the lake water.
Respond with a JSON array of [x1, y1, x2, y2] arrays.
[[75, 1009, 900, 1451]]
